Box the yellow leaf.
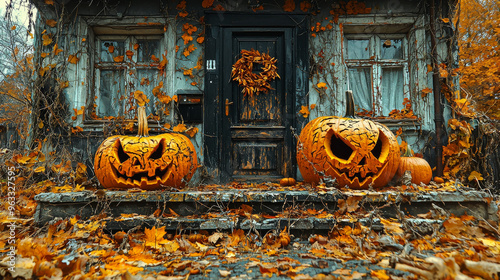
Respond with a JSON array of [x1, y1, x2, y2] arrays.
[[468, 171, 483, 181], [38, 121, 44, 129], [42, 34, 52, 46], [299, 105, 310, 118], [441, 18, 450, 23], [371, 270, 390, 280], [317, 82, 327, 89], [133, 90, 150, 106], [161, 240, 180, 253], [144, 226, 167, 248]]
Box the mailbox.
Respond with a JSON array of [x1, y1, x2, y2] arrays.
[[177, 91, 203, 123]]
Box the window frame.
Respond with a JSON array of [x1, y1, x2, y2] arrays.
[[93, 34, 164, 119], [344, 33, 410, 116]]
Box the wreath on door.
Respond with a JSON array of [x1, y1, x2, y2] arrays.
[[231, 49, 280, 97]]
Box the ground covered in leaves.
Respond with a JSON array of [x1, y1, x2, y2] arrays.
[[1, 178, 500, 279]]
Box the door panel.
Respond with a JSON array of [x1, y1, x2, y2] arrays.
[[222, 29, 291, 181]]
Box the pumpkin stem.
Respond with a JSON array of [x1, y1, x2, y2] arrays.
[[137, 105, 149, 137], [345, 90, 356, 118], [401, 141, 414, 157]]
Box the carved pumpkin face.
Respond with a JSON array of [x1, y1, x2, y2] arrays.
[[94, 133, 198, 190], [297, 116, 400, 189]]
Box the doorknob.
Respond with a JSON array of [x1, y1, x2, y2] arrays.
[[225, 99, 233, 116]]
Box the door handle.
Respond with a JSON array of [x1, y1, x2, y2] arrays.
[[225, 99, 233, 116]]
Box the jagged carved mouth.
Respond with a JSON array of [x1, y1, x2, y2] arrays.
[[110, 161, 173, 187], [328, 160, 389, 186]]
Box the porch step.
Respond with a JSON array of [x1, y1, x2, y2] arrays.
[[34, 188, 497, 232]]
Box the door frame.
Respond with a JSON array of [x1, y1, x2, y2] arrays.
[[204, 12, 309, 183]]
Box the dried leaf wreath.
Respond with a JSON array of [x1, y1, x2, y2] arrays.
[[231, 49, 280, 97]]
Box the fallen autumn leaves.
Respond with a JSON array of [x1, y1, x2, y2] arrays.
[[1, 181, 500, 279]]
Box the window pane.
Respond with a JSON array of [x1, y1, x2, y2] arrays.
[[136, 69, 159, 115], [347, 39, 370, 59], [348, 68, 372, 112], [381, 38, 403, 59], [381, 68, 404, 116], [137, 40, 160, 62], [97, 70, 125, 117], [100, 40, 125, 62]]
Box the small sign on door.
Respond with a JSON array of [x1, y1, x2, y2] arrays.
[[206, 60, 216, 71]]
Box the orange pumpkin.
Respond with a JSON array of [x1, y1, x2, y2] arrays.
[[396, 145, 432, 185], [94, 106, 198, 190], [279, 177, 296, 186], [297, 91, 400, 189]]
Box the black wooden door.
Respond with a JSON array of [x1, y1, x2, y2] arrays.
[[222, 29, 292, 181], [204, 13, 309, 183]]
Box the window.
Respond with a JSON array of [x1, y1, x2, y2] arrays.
[[93, 34, 164, 119], [345, 34, 409, 116]]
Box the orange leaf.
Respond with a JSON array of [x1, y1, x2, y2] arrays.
[[46, 19, 57, 27], [108, 45, 114, 53], [196, 36, 205, 44], [441, 18, 450, 23], [421, 87, 432, 98], [186, 127, 199, 137], [11, 25, 16, 30], [151, 54, 160, 62], [300, 1, 311, 12], [53, 44, 63, 55], [283, 0, 296, 12], [182, 33, 193, 45], [68, 55, 79, 64], [176, 0, 186, 10], [371, 270, 390, 280], [126, 50, 134, 60], [178, 10, 188, 17], [113, 56, 124, 63], [133, 43, 139, 50], [173, 123, 187, 132], [133, 90, 150, 106], [202, 0, 214, 8], [317, 82, 327, 89]]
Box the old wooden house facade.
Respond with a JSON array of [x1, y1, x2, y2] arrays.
[[29, 0, 455, 185]]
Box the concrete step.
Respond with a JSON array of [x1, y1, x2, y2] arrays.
[[34, 187, 497, 232]]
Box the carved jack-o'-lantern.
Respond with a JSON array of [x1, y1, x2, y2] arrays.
[[297, 91, 400, 189], [94, 106, 198, 190]]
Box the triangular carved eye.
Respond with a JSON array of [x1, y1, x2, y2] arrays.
[[372, 136, 383, 159], [329, 133, 354, 161], [117, 140, 130, 163], [149, 139, 164, 160]]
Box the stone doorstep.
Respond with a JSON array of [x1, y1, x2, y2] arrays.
[[34, 189, 498, 230]]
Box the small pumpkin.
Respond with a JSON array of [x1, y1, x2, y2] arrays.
[[396, 143, 432, 185], [297, 91, 401, 189], [94, 106, 198, 190], [279, 177, 296, 186]]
